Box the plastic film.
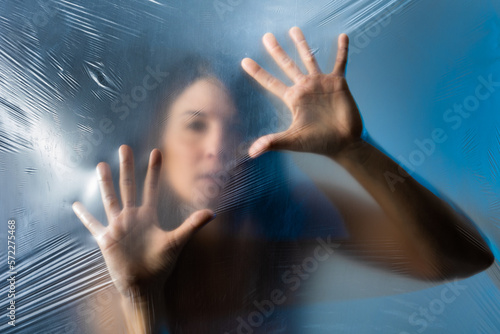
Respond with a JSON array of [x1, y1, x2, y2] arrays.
[[0, 0, 499, 333]]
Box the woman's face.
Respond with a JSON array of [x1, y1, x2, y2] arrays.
[[161, 77, 239, 209]]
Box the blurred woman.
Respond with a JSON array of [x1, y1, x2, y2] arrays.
[[73, 27, 494, 333]]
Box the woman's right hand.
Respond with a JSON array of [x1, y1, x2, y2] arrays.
[[72, 145, 215, 298]]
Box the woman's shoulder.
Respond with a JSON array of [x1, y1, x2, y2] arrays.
[[244, 152, 349, 241], [287, 165, 349, 240]]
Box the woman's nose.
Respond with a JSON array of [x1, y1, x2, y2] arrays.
[[204, 127, 228, 162]]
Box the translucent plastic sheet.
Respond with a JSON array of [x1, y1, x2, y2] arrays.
[[1, 0, 500, 333]]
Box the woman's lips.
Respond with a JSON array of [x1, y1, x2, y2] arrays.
[[197, 175, 215, 180], [196, 172, 221, 181], [195, 171, 228, 185]]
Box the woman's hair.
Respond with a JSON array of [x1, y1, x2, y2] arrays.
[[146, 52, 307, 240], [148, 52, 276, 151]]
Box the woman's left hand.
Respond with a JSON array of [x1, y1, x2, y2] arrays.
[[241, 27, 363, 158]]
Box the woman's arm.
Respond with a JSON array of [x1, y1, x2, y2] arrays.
[[119, 289, 168, 334], [241, 27, 494, 280], [333, 139, 493, 279]]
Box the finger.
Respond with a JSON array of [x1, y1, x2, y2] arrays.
[[241, 58, 287, 99], [248, 130, 293, 158], [289, 27, 321, 75], [332, 33, 349, 77], [262, 33, 304, 83], [96, 162, 121, 219], [172, 209, 215, 248], [119, 145, 136, 208], [143, 149, 162, 208], [73, 201, 106, 238]]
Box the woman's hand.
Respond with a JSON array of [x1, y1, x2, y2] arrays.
[[242, 29, 494, 281], [73, 145, 214, 298], [241, 27, 363, 158]]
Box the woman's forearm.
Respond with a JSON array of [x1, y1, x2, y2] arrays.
[[333, 139, 494, 279], [240, 27, 493, 279], [120, 289, 168, 334]]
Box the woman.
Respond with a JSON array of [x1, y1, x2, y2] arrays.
[[72, 27, 494, 333]]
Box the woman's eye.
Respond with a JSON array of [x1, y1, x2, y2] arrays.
[[187, 120, 206, 132]]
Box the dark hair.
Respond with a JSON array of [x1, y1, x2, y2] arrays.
[[148, 52, 279, 151], [147, 53, 306, 240]]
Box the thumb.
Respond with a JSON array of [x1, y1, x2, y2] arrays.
[[248, 130, 292, 158], [172, 209, 215, 247]]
